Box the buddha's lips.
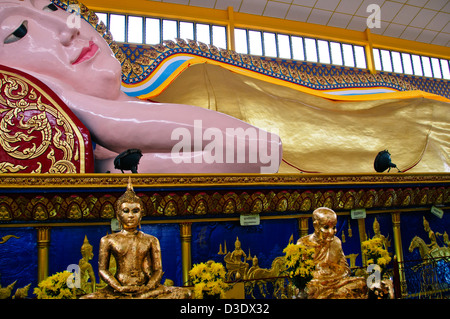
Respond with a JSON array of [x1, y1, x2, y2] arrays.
[[72, 41, 98, 65]]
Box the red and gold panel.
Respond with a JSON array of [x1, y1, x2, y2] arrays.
[[0, 65, 94, 173]]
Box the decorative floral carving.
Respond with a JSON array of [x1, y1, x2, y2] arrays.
[[0, 68, 90, 173]]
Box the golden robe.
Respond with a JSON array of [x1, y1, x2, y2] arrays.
[[154, 64, 450, 173], [297, 235, 368, 299]]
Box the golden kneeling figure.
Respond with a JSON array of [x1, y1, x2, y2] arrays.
[[297, 207, 368, 299], [82, 179, 191, 299]]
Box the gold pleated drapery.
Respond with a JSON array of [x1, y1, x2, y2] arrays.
[[153, 64, 449, 174]]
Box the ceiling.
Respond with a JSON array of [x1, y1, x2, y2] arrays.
[[146, 0, 450, 48]]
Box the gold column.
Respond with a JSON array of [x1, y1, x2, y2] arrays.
[[391, 212, 406, 296], [179, 222, 192, 286], [227, 6, 235, 51], [298, 217, 309, 238], [357, 218, 367, 266], [36, 227, 51, 283], [364, 28, 377, 74]]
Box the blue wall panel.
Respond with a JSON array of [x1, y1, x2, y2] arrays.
[[191, 219, 299, 270], [0, 227, 37, 293]]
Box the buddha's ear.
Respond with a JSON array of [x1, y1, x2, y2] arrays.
[[312, 219, 319, 229], [138, 204, 144, 229], [116, 217, 123, 230]]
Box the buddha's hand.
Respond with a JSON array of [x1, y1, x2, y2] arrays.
[[116, 285, 143, 294], [146, 279, 158, 290]]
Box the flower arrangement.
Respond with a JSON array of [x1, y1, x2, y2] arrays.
[[33, 271, 76, 299], [362, 237, 392, 269], [283, 243, 315, 289], [189, 260, 229, 299]]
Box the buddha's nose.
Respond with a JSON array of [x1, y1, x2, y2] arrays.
[[59, 26, 80, 46]]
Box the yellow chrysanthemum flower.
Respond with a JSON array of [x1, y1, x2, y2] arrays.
[[362, 237, 392, 269], [283, 243, 315, 288], [34, 271, 75, 299], [189, 261, 229, 299]]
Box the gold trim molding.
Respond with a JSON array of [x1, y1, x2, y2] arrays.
[[0, 173, 448, 222], [0, 173, 448, 188]]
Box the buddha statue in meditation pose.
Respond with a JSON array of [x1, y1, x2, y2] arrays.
[[78, 235, 96, 294], [297, 207, 368, 299], [82, 179, 191, 299]]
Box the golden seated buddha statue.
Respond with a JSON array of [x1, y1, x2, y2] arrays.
[[82, 179, 191, 299]]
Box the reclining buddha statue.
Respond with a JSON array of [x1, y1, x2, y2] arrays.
[[2, 0, 448, 174], [0, 0, 282, 174]]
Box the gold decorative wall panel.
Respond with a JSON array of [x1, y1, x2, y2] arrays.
[[0, 174, 448, 221]]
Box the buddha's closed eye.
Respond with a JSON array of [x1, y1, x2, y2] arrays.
[[4, 20, 28, 44], [3, 2, 59, 44]]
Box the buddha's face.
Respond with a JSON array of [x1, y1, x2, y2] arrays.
[[82, 246, 93, 260], [0, 0, 122, 99], [374, 223, 380, 234], [313, 211, 337, 243], [117, 202, 142, 231]]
